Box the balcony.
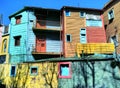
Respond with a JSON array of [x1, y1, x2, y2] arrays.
[[76, 43, 115, 57], [32, 20, 61, 31], [32, 47, 63, 59]]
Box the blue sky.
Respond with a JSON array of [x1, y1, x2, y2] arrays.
[[0, 0, 109, 25]]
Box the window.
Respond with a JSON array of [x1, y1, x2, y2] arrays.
[[66, 34, 72, 42], [14, 36, 21, 46], [30, 66, 38, 76], [2, 39, 7, 53], [65, 10, 70, 16], [108, 9, 114, 20], [10, 65, 16, 77], [80, 11, 86, 17], [4, 26, 9, 34], [59, 62, 71, 78], [15, 15, 22, 24], [111, 35, 119, 47], [80, 28, 87, 43]]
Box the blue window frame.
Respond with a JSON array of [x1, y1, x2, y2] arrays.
[[10, 65, 16, 77], [80, 11, 86, 17], [30, 66, 38, 76], [65, 10, 70, 16], [108, 9, 114, 20], [66, 34, 72, 42]]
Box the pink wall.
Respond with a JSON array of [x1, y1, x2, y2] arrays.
[[86, 27, 107, 43]]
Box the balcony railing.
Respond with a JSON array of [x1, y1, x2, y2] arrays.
[[76, 43, 115, 57], [32, 46, 62, 55], [33, 20, 61, 31]]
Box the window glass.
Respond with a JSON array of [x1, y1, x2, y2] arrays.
[[66, 34, 71, 42], [15, 15, 22, 24], [14, 36, 21, 46], [30, 67, 38, 75], [108, 9, 114, 20], [10, 65, 16, 77], [2, 39, 7, 52], [80, 12, 86, 17], [59, 62, 71, 78], [60, 64, 69, 76], [80, 28, 87, 43], [65, 10, 70, 16]]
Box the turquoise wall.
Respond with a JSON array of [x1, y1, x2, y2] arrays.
[[9, 10, 35, 63], [9, 10, 62, 63]]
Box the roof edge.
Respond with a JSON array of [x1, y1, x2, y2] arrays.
[[9, 6, 60, 19], [61, 6, 103, 12]]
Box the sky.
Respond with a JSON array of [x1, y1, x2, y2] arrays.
[[0, 0, 109, 25]]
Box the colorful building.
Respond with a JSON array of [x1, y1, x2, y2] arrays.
[[0, 4, 119, 88], [9, 7, 62, 63], [103, 0, 120, 56], [0, 25, 9, 64], [61, 6, 113, 58]]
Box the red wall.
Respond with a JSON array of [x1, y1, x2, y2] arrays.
[[86, 27, 106, 43]]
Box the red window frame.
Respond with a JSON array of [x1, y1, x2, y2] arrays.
[[58, 62, 72, 78]]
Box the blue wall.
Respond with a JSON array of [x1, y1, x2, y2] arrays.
[[9, 10, 35, 63]]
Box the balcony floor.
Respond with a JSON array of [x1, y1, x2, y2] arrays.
[[32, 52, 63, 59]]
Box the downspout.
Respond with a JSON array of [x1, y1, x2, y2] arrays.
[[62, 9, 66, 57]]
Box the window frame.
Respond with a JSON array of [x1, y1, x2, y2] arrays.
[[66, 34, 72, 42], [80, 11, 86, 17], [80, 28, 87, 43], [14, 36, 21, 46], [2, 39, 7, 53], [30, 66, 38, 76], [10, 65, 16, 77], [65, 10, 70, 16], [108, 9, 114, 20], [58, 62, 72, 78]]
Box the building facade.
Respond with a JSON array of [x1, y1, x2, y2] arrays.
[[61, 6, 113, 58], [0, 25, 9, 64], [9, 7, 62, 63], [103, 0, 120, 56], [0, 4, 119, 88]]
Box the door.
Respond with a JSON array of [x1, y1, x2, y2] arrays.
[[36, 35, 46, 52]]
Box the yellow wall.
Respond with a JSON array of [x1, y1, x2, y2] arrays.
[[77, 43, 115, 57], [0, 62, 58, 88], [0, 35, 10, 63]]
